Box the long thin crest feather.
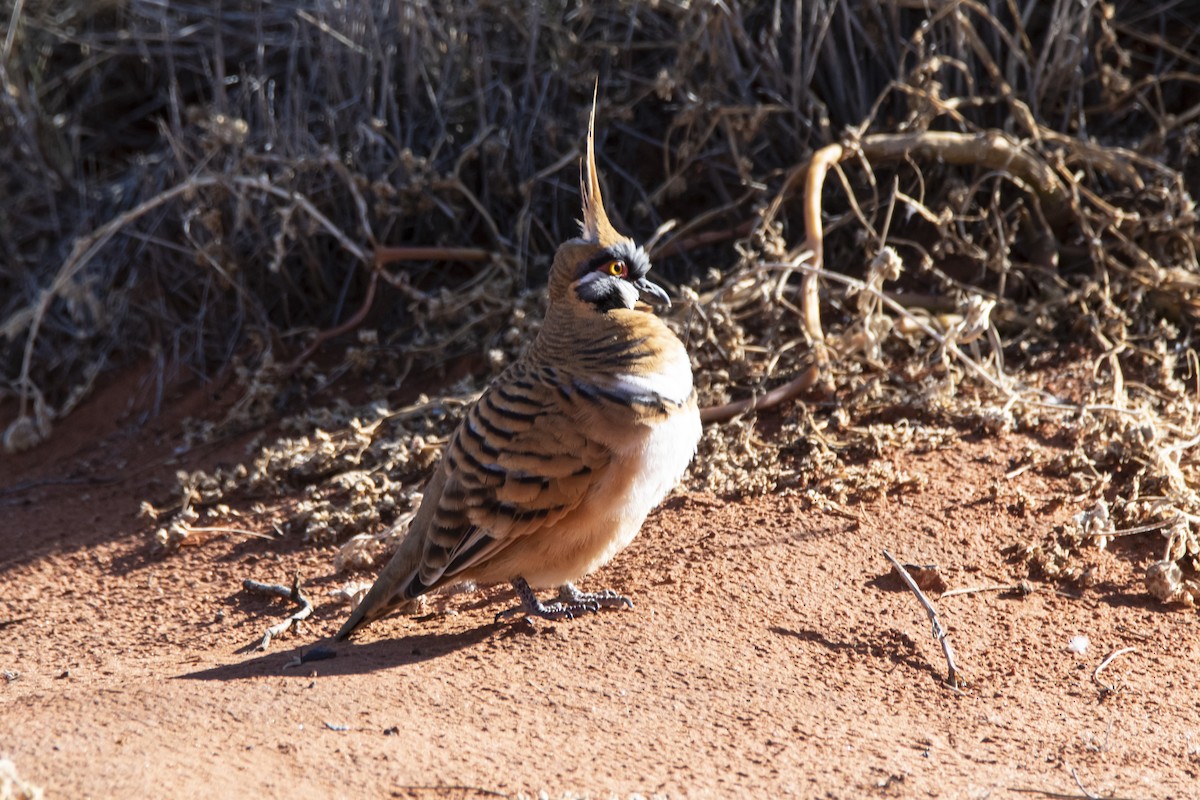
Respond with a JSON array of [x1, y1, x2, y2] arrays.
[[580, 83, 621, 244]]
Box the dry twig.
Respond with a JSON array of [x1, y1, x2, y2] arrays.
[[882, 548, 964, 689], [1091, 646, 1136, 692], [700, 363, 821, 425], [374, 246, 490, 265], [286, 271, 380, 374], [243, 574, 314, 651], [939, 583, 1023, 599], [858, 131, 1072, 227]]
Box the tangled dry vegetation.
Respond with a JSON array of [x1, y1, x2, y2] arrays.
[[3, 1, 1200, 604]]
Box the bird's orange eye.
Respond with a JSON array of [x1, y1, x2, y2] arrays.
[[604, 260, 628, 278]]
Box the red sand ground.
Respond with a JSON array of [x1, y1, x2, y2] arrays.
[[2, 374, 1199, 799]]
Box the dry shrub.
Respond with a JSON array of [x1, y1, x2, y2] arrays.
[[3, 1, 1200, 602]]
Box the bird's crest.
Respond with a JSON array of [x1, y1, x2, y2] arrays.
[[580, 84, 622, 245]]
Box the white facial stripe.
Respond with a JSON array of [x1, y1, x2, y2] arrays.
[[615, 281, 639, 308]]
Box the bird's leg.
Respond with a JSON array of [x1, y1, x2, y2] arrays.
[[495, 577, 627, 623], [495, 577, 577, 622], [558, 582, 633, 610]]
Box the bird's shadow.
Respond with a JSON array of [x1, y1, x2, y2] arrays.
[[177, 620, 530, 681]]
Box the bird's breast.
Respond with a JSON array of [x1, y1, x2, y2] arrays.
[[575, 394, 701, 576], [516, 392, 700, 588]]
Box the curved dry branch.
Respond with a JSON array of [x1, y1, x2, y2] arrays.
[[713, 127, 1080, 428], [700, 363, 821, 425], [243, 574, 313, 651], [858, 130, 1073, 227]]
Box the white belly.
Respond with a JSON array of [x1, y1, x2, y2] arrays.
[[612, 404, 702, 526]]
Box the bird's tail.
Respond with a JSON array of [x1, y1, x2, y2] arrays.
[[334, 531, 425, 641]]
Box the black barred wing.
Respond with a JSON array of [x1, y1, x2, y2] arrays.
[[410, 371, 610, 592]]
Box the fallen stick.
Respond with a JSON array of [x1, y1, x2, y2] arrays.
[[285, 244, 493, 373], [699, 363, 821, 425], [882, 548, 964, 689], [940, 582, 1027, 599], [1092, 646, 1136, 692], [243, 573, 313, 651], [373, 245, 490, 264], [285, 270, 379, 374], [1067, 766, 1102, 800]]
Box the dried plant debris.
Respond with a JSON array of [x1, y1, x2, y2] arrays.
[[3, 2, 1199, 605], [148, 392, 470, 549]]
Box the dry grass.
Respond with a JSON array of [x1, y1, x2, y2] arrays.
[[4, 1, 1200, 603]]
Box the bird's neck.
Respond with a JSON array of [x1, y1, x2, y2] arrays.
[[531, 303, 682, 380]]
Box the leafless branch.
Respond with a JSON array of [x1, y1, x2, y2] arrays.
[[882, 548, 964, 689], [243, 574, 314, 651]]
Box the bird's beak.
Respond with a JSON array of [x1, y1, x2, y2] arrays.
[[634, 276, 671, 308]]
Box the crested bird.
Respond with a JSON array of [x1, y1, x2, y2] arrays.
[[336, 93, 701, 640]]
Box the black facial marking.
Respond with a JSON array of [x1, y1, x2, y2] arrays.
[[579, 279, 633, 312]]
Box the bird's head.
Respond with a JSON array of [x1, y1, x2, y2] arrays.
[[545, 90, 671, 314]]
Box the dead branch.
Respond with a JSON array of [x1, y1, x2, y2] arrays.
[[858, 130, 1072, 228], [882, 548, 964, 689], [1092, 646, 1136, 692], [752, 127, 1072, 402], [374, 245, 490, 265], [16, 175, 223, 419], [285, 220, 495, 375], [1089, 517, 1178, 539], [796, 144, 843, 372], [15, 173, 372, 421], [1069, 766, 1102, 800], [700, 363, 821, 424], [243, 573, 313, 651], [285, 270, 379, 374], [761, 128, 1073, 240], [396, 787, 506, 799], [652, 219, 756, 259], [940, 583, 1024, 599]]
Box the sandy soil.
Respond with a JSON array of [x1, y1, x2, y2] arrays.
[[2, 374, 1199, 800]]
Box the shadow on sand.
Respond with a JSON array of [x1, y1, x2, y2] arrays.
[[177, 617, 550, 680]]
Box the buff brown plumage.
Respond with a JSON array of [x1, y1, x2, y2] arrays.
[[336, 89, 700, 640]]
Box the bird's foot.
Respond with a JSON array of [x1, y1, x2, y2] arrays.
[[557, 582, 633, 611], [495, 578, 630, 624]]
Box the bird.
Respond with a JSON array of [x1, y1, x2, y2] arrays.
[[336, 91, 701, 640]]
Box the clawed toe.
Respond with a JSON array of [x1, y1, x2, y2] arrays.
[[558, 582, 633, 610], [494, 599, 578, 624], [496, 578, 632, 624]]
